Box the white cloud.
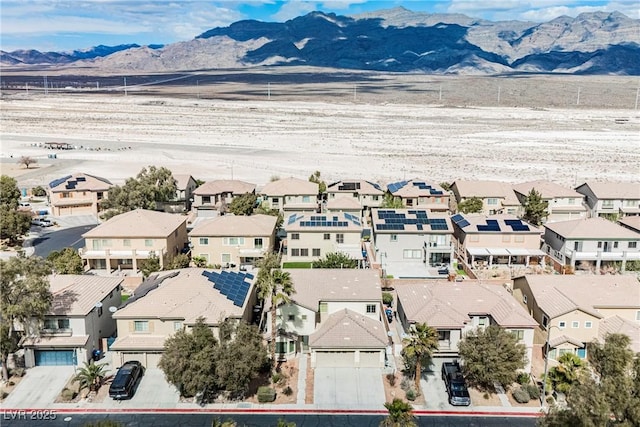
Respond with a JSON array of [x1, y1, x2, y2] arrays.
[[271, 1, 319, 21], [0, 15, 152, 35]]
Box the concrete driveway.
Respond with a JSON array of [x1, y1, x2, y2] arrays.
[[314, 367, 384, 409], [3, 366, 74, 408], [107, 369, 180, 408], [421, 357, 472, 410]]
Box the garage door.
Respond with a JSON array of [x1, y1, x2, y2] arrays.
[[358, 351, 382, 368], [122, 352, 146, 365], [315, 351, 355, 368], [145, 353, 162, 369], [35, 350, 74, 366]]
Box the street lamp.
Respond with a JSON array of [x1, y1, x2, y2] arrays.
[[541, 324, 561, 409]]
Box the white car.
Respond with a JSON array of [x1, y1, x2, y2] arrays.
[[32, 218, 53, 227]]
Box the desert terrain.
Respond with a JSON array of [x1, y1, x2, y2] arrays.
[[0, 71, 638, 190]]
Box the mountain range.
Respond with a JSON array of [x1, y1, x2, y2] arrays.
[[2, 7, 639, 75]]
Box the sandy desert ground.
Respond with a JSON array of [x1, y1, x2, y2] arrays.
[[1, 73, 638, 190]]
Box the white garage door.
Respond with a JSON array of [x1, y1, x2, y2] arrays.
[[145, 353, 162, 369], [315, 351, 355, 368], [122, 352, 146, 365], [358, 351, 382, 368]]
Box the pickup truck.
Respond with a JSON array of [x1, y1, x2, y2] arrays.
[[441, 361, 471, 406]]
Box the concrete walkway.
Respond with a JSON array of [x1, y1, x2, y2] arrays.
[[494, 383, 512, 407], [296, 354, 307, 405]]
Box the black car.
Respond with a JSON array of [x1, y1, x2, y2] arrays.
[[442, 361, 471, 406], [109, 361, 143, 400]]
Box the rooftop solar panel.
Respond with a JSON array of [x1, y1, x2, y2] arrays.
[[76, 177, 86, 182], [451, 214, 465, 223], [457, 219, 471, 228], [430, 223, 449, 231]]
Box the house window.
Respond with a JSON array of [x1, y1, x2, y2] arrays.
[[523, 295, 528, 304], [202, 196, 211, 204], [254, 238, 263, 249], [199, 237, 209, 245], [319, 303, 328, 313], [585, 321, 592, 329], [291, 248, 300, 257], [502, 235, 511, 243], [336, 234, 344, 244], [44, 318, 70, 330], [302, 196, 310, 203], [403, 249, 422, 259], [123, 239, 131, 247], [373, 195, 379, 201], [558, 321, 566, 329], [101, 239, 112, 247], [291, 233, 300, 240], [366, 304, 377, 313], [629, 242, 637, 249], [487, 198, 498, 205], [636, 310, 640, 321], [288, 314, 295, 321], [276, 341, 286, 354], [613, 241, 619, 249], [222, 253, 232, 264], [97, 192, 104, 200], [478, 316, 488, 326], [572, 321, 579, 328], [390, 234, 398, 242], [542, 315, 549, 328], [602, 200, 614, 209], [323, 233, 330, 240], [312, 248, 321, 257], [513, 235, 524, 243], [224, 237, 245, 246], [568, 198, 575, 205], [597, 241, 602, 248], [511, 330, 525, 341], [300, 248, 309, 257], [134, 321, 149, 332], [145, 239, 153, 247], [301, 315, 307, 321], [174, 321, 183, 331], [576, 348, 587, 359], [438, 330, 450, 341]]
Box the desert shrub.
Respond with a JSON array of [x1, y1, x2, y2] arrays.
[[32, 186, 47, 197], [282, 386, 293, 396], [382, 292, 394, 306], [257, 386, 276, 403], [405, 388, 417, 401], [400, 377, 413, 392], [7, 381, 14, 386], [386, 373, 396, 386], [1, 391, 9, 399], [525, 383, 540, 399], [512, 387, 530, 403], [61, 387, 76, 401], [517, 372, 530, 385], [271, 372, 287, 386]]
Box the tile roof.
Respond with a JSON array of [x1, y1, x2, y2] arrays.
[[549, 334, 585, 348], [259, 177, 318, 196], [49, 173, 112, 192], [82, 209, 187, 238], [576, 182, 640, 200], [452, 180, 520, 204], [48, 275, 124, 316], [309, 309, 388, 349], [109, 334, 168, 351], [521, 275, 640, 319], [396, 281, 537, 329], [544, 217, 640, 239], [598, 316, 640, 353], [194, 180, 256, 195], [285, 212, 363, 232], [619, 216, 640, 233], [189, 214, 277, 237], [327, 196, 363, 210], [513, 180, 583, 199], [112, 268, 251, 322], [327, 180, 384, 195], [279, 269, 382, 311], [173, 174, 194, 190], [23, 335, 89, 348]]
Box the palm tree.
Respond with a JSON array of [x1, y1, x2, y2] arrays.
[[380, 398, 416, 427], [402, 322, 439, 391], [548, 353, 584, 394], [255, 253, 295, 369], [74, 361, 108, 392]]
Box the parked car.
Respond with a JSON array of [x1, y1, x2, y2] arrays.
[[32, 217, 53, 227], [109, 361, 143, 400], [442, 361, 471, 406]]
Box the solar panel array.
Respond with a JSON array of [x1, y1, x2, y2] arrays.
[[201, 270, 254, 307], [387, 181, 408, 193], [365, 181, 383, 191], [477, 219, 501, 232], [504, 219, 531, 231], [412, 182, 444, 195], [287, 213, 304, 225], [49, 175, 72, 189], [376, 209, 449, 232], [288, 213, 361, 228], [343, 212, 361, 226], [451, 214, 471, 228]]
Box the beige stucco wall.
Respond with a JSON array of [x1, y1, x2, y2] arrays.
[[191, 231, 275, 266], [463, 232, 542, 249], [287, 230, 361, 262], [50, 189, 106, 217], [548, 310, 601, 344]]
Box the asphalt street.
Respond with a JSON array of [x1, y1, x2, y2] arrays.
[[32, 225, 95, 258]]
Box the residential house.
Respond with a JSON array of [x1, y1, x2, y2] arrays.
[[171, 174, 198, 212], [189, 214, 277, 268], [450, 180, 521, 216], [512, 275, 640, 361], [265, 269, 387, 367], [541, 217, 640, 272], [192, 180, 256, 217], [326, 180, 385, 213], [325, 196, 363, 216], [371, 208, 454, 278], [110, 268, 257, 368], [284, 212, 363, 263], [258, 177, 319, 212], [575, 181, 640, 218], [396, 281, 538, 372], [513, 180, 587, 223], [386, 179, 449, 212], [48, 173, 112, 218], [23, 275, 123, 367], [80, 209, 189, 272], [451, 214, 544, 268], [619, 216, 640, 233]]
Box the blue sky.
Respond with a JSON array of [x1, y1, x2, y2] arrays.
[[1, 0, 638, 52]]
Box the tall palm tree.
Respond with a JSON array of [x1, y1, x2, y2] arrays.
[[402, 322, 439, 391], [380, 398, 416, 427], [255, 253, 295, 369], [548, 352, 584, 394], [74, 361, 108, 392]]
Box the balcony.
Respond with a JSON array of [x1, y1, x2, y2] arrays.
[[41, 328, 73, 337], [80, 248, 166, 258]]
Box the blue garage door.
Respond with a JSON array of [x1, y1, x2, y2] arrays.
[[35, 350, 74, 366]]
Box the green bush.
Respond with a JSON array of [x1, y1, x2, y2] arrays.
[[31, 186, 47, 197], [61, 387, 76, 401], [405, 389, 417, 401], [282, 386, 293, 396], [271, 373, 283, 384], [382, 292, 394, 306], [257, 386, 276, 403], [517, 372, 530, 385], [525, 383, 540, 399], [512, 387, 530, 404], [281, 262, 312, 269]]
